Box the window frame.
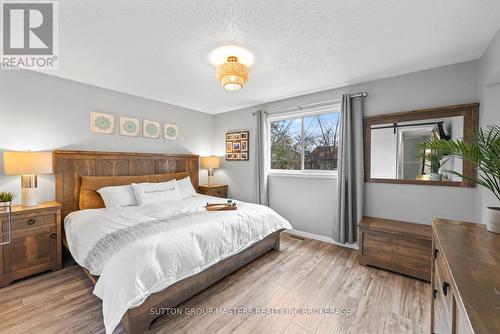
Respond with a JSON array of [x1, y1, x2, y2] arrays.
[[267, 104, 341, 178]]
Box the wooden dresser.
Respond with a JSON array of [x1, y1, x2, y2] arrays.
[[432, 218, 500, 334], [198, 184, 228, 198], [0, 202, 62, 287], [358, 216, 432, 281]]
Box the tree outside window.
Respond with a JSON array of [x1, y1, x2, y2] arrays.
[[270, 112, 340, 172]]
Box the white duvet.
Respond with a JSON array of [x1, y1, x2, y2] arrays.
[[64, 194, 292, 333]]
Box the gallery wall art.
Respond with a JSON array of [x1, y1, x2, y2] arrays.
[[89, 112, 178, 141], [226, 130, 249, 161]]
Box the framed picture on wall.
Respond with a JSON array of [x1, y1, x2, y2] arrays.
[[225, 130, 249, 161]]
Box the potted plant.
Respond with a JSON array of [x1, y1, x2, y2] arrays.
[[0, 192, 15, 220], [421, 125, 500, 233], [421, 150, 447, 180], [0, 192, 15, 207]]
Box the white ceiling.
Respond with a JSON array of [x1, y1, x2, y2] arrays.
[[42, 0, 500, 114]]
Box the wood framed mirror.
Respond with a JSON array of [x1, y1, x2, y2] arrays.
[[363, 103, 479, 187]]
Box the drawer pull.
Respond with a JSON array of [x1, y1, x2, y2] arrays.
[[442, 281, 450, 296], [434, 249, 439, 258], [432, 289, 437, 299], [50, 233, 57, 239], [27, 219, 36, 225]]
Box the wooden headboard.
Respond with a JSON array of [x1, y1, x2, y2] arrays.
[[54, 150, 199, 219]]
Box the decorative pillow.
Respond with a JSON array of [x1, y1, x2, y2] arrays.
[[177, 176, 197, 198], [97, 185, 137, 208], [131, 180, 183, 205]]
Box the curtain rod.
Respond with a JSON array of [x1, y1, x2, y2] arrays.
[[252, 92, 368, 116]]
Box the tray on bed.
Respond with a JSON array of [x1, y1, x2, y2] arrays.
[[205, 203, 237, 211]]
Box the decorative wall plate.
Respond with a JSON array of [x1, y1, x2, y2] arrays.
[[119, 116, 140, 136], [143, 120, 161, 139], [164, 123, 179, 140], [90, 112, 114, 134]]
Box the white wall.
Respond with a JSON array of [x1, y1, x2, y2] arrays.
[[477, 28, 500, 222], [0, 70, 214, 205], [213, 60, 480, 238]]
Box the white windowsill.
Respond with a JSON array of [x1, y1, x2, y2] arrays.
[[267, 170, 337, 179]]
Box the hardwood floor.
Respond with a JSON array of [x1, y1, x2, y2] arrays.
[[0, 234, 430, 334]]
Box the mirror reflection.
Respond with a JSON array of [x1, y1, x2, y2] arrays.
[[370, 116, 463, 182]]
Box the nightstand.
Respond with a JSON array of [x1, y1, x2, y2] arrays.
[[0, 201, 62, 287], [198, 184, 228, 198]]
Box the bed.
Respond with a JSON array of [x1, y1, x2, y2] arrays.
[[54, 150, 291, 334]]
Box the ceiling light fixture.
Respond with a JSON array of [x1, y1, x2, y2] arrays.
[[216, 56, 248, 91], [210, 46, 253, 91]]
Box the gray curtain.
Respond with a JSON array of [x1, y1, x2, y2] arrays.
[[255, 110, 269, 205], [334, 94, 364, 244]]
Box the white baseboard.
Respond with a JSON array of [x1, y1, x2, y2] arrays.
[[284, 229, 359, 250]]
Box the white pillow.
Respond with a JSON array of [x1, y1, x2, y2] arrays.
[[131, 180, 183, 205], [176, 176, 197, 198], [97, 185, 137, 208]]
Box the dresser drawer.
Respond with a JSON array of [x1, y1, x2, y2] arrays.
[[433, 246, 453, 334]]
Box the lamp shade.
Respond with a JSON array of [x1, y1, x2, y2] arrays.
[[200, 156, 220, 169], [3, 151, 53, 175]]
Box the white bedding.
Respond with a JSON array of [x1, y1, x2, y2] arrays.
[[64, 194, 292, 334]]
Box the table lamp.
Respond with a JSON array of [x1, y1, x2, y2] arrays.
[[3, 151, 53, 207], [200, 156, 220, 186]]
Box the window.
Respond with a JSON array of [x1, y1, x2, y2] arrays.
[[270, 117, 302, 170], [268, 107, 340, 175]]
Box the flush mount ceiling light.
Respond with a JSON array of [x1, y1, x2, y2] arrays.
[[216, 56, 248, 91], [210, 46, 253, 91]]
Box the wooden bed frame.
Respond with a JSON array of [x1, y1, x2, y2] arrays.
[[54, 150, 283, 333]]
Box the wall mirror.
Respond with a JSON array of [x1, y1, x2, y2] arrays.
[[364, 103, 479, 187]]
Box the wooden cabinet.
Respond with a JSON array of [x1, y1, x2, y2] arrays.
[[0, 202, 62, 287], [358, 216, 432, 281], [198, 184, 228, 198], [431, 218, 500, 334]]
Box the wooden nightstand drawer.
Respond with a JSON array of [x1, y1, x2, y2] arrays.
[[3, 229, 57, 273], [208, 188, 226, 197], [198, 185, 228, 198], [9, 213, 56, 232], [0, 202, 62, 288]]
